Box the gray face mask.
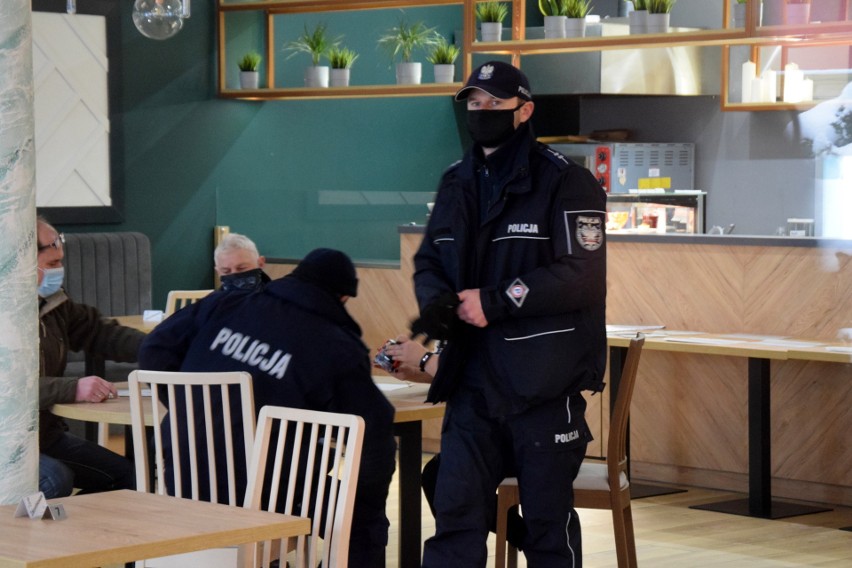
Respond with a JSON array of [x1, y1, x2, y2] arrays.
[[38, 266, 65, 297]]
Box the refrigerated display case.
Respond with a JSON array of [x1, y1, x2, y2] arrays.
[[606, 191, 707, 234]]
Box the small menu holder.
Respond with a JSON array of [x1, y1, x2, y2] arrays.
[[14, 492, 67, 520]]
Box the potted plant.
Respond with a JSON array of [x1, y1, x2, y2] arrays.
[[283, 23, 340, 88], [731, 0, 748, 28], [378, 19, 439, 85], [476, 1, 508, 42], [329, 46, 358, 87], [629, 0, 648, 34], [539, 0, 567, 39], [564, 0, 593, 37], [427, 35, 460, 84], [237, 51, 261, 89], [646, 0, 676, 33]]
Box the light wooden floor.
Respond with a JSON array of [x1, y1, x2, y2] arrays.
[[105, 435, 851, 567], [385, 454, 852, 568]]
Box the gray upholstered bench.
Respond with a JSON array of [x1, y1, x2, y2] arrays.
[[62, 231, 152, 381]]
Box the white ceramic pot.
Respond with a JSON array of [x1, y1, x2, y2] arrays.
[[304, 65, 329, 88], [396, 62, 422, 85], [646, 12, 670, 34], [239, 71, 259, 89], [543, 15, 567, 39], [433, 64, 455, 84], [330, 68, 350, 87], [564, 17, 586, 38], [785, 2, 811, 25], [628, 9, 648, 34], [480, 22, 502, 42]]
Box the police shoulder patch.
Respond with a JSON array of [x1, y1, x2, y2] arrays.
[[575, 215, 603, 251], [505, 278, 529, 308]]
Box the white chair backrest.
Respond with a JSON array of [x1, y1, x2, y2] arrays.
[[243, 405, 365, 568], [165, 289, 214, 317], [128, 370, 256, 504]]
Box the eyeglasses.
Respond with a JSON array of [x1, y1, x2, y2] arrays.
[[38, 232, 65, 252]]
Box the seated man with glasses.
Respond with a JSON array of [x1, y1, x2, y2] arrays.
[[36, 216, 143, 497]]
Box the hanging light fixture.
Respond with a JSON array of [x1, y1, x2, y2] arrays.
[[132, 0, 190, 41]]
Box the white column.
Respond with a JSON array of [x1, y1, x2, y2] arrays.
[[0, 0, 40, 504]]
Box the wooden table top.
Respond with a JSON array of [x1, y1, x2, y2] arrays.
[[0, 490, 309, 568], [111, 314, 160, 333], [52, 377, 444, 427]]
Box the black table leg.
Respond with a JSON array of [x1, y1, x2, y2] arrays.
[[610, 345, 685, 499], [393, 420, 423, 568], [691, 357, 830, 519]]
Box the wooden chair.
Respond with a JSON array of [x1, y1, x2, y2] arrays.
[[243, 405, 365, 568], [128, 369, 256, 568], [164, 289, 214, 317], [495, 333, 645, 568]]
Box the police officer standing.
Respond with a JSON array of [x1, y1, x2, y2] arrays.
[[414, 61, 608, 567]]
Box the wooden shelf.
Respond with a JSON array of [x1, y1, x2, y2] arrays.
[[216, 0, 852, 106], [220, 83, 462, 100]]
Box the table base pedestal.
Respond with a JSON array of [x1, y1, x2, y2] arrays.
[[691, 498, 831, 519], [630, 482, 687, 500]]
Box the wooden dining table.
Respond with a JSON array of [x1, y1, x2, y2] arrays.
[[52, 372, 444, 568], [607, 328, 849, 520], [0, 489, 309, 568]]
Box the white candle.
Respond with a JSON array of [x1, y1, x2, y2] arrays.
[[783, 63, 803, 103], [741, 61, 756, 103], [802, 78, 814, 102], [752, 77, 765, 103], [764, 70, 777, 103]]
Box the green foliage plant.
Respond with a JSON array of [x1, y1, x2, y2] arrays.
[[378, 19, 439, 63], [329, 46, 359, 69], [632, 0, 647, 9], [735, 0, 747, 4], [476, 1, 509, 23], [647, 0, 676, 14], [238, 51, 262, 72], [427, 35, 460, 65], [284, 23, 341, 66], [539, 0, 567, 16], [564, 0, 593, 18]]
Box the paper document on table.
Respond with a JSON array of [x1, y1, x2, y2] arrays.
[[376, 382, 411, 392], [757, 339, 824, 348], [606, 324, 666, 332], [663, 337, 745, 346], [118, 388, 151, 397]]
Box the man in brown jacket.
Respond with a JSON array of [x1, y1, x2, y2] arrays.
[[37, 218, 142, 497]]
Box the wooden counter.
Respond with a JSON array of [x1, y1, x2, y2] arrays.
[[269, 231, 852, 507]]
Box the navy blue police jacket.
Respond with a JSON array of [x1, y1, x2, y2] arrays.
[[137, 276, 396, 504], [414, 123, 607, 410]]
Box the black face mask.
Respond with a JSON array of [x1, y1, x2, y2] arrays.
[[466, 104, 525, 148], [220, 268, 265, 292]]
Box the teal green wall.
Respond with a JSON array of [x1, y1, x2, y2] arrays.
[[68, 3, 466, 308]]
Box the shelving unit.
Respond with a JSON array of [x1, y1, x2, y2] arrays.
[[217, 0, 852, 109]]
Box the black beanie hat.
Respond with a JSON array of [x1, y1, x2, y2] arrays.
[[290, 248, 358, 297]]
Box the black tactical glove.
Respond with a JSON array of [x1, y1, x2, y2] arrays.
[[410, 291, 461, 342]]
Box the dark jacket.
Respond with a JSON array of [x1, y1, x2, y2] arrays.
[[137, 276, 397, 505], [39, 290, 145, 448], [414, 123, 608, 409]]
